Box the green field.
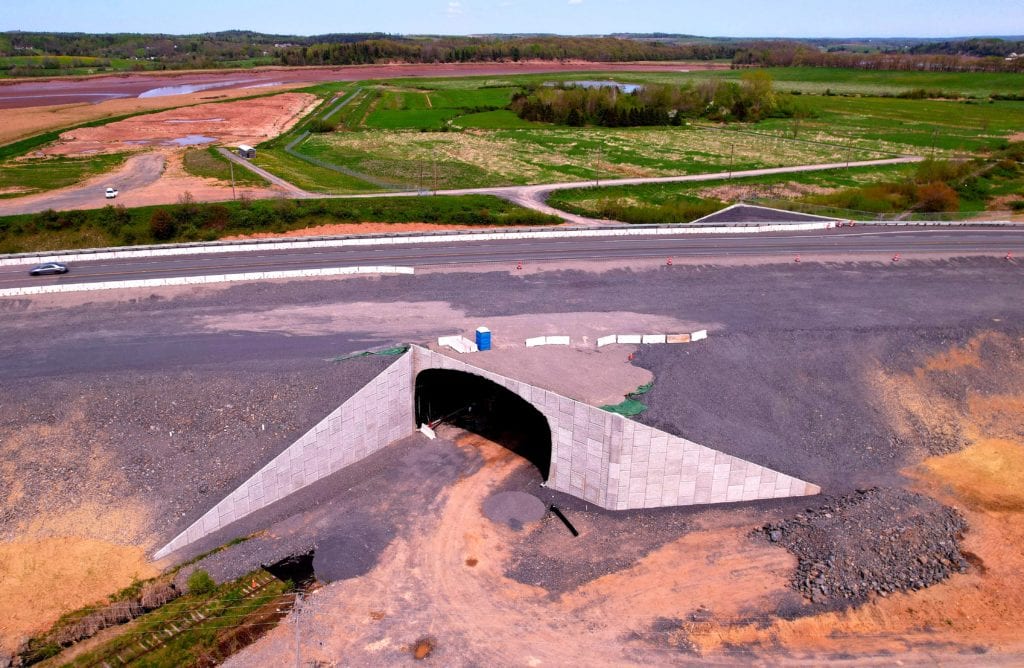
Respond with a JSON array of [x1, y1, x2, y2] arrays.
[[182, 147, 269, 186], [0, 153, 127, 198], [265, 68, 1024, 195]]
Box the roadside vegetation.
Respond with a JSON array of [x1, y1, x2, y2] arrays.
[[0, 194, 560, 253], [548, 150, 1024, 224]]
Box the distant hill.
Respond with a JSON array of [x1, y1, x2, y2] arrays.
[[1, 31, 1021, 77]]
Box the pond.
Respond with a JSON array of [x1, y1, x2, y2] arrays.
[[544, 80, 643, 94]]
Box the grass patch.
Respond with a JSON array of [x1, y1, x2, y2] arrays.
[[64, 570, 290, 668], [0, 153, 127, 198], [182, 147, 268, 186], [0, 195, 560, 253]]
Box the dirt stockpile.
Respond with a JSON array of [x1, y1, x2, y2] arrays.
[[758, 487, 969, 605]]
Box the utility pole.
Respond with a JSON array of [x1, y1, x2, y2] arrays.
[[432, 157, 438, 195], [229, 160, 236, 200], [595, 146, 602, 186], [729, 144, 735, 179]]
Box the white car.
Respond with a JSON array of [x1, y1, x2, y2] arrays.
[[105, 187, 119, 199]]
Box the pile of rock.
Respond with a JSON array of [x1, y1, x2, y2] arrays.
[[758, 487, 969, 604]]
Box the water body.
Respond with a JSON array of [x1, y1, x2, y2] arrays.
[[138, 80, 252, 98], [163, 134, 218, 146], [545, 80, 643, 94]]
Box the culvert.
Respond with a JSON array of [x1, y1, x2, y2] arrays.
[[415, 368, 553, 481]]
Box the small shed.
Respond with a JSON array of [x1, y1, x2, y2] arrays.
[[236, 144, 255, 159]]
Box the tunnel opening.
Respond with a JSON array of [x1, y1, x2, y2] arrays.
[[415, 369, 552, 480]]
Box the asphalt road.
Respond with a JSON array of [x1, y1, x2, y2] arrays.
[[2, 227, 1023, 290]]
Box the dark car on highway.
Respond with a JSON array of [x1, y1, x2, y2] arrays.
[[28, 262, 69, 276]]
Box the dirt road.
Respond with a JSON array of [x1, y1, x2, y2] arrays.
[[0, 153, 166, 215]]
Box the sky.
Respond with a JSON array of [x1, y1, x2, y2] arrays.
[[2, 0, 1022, 38]]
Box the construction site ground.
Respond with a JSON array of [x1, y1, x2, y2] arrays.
[[1, 256, 1023, 663]]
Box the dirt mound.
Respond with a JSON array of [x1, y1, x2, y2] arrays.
[[758, 487, 968, 605]]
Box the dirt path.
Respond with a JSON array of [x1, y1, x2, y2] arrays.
[[225, 433, 797, 666]]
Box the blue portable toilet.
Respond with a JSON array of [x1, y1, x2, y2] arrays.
[[475, 326, 492, 351]]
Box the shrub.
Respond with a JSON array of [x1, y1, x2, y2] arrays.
[[149, 209, 176, 240], [1010, 199, 1024, 212], [187, 569, 216, 595], [915, 182, 960, 212]]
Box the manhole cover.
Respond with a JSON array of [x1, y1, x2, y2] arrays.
[[483, 491, 547, 529]]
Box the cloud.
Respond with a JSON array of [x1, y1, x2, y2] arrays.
[[568, 0, 583, 4], [447, 1, 464, 15]]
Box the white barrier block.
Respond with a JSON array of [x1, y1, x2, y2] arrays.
[[642, 334, 666, 344], [617, 335, 643, 344], [525, 336, 546, 348], [419, 424, 437, 440], [597, 335, 617, 347], [545, 336, 571, 346], [691, 329, 708, 342], [438, 335, 477, 353]]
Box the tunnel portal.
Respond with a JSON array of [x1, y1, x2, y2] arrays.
[[415, 369, 552, 480]]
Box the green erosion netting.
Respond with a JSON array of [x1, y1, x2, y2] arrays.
[[601, 398, 648, 417], [328, 344, 410, 363]]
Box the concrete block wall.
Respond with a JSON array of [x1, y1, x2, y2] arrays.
[[155, 344, 819, 559], [153, 351, 414, 559], [410, 346, 819, 510]]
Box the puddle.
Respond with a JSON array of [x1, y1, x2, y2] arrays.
[[138, 80, 251, 98], [124, 140, 151, 145], [165, 117, 225, 124], [243, 81, 284, 89], [162, 134, 218, 147], [545, 80, 642, 93]]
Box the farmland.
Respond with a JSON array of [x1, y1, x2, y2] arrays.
[[262, 68, 1024, 197]]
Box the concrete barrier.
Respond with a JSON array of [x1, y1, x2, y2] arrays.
[[0, 266, 416, 298], [0, 221, 847, 268], [437, 335, 478, 354], [641, 334, 667, 344], [616, 335, 643, 344], [597, 335, 617, 347], [526, 336, 571, 347], [666, 334, 691, 344], [691, 330, 708, 342]]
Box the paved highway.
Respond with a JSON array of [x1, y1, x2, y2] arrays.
[[2, 227, 1022, 290]]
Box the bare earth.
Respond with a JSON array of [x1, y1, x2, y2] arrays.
[[37, 93, 317, 158], [0, 84, 309, 147]]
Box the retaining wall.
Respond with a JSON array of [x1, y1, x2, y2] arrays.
[[153, 351, 414, 559], [154, 345, 819, 560]]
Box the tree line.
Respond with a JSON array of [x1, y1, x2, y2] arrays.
[[510, 73, 789, 127], [733, 42, 1024, 73]]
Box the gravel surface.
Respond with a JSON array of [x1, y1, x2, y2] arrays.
[[0, 354, 393, 545], [756, 487, 969, 605], [170, 433, 478, 587]]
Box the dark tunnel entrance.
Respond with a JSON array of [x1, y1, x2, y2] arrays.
[[415, 369, 552, 480]]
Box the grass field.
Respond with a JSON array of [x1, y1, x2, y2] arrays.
[[266, 68, 1024, 194], [182, 147, 268, 186], [0, 153, 127, 198]]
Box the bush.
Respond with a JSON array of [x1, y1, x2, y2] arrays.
[[915, 182, 960, 212], [149, 209, 176, 240], [187, 570, 216, 595], [1010, 199, 1024, 212]]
